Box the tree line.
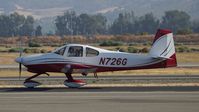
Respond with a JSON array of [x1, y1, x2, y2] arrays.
[[0, 10, 199, 37], [56, 10, 198, 36], [55, 11, 107, 36], [0, 12, 42, 37]]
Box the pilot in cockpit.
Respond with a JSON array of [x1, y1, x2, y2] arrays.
[[68, 47, 83, 57]]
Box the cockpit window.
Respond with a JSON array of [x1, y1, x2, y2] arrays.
[[54, 47, 66, 55], [86, 47, 99, 57], [67, 46, 83, 57]]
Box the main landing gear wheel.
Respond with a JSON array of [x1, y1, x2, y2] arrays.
[[64, 79, 86, 88], [64, 70, 86, 88], [23, 73, 49, 88]]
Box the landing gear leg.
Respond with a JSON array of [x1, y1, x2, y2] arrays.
[[65, 72, 74, 81], [64, 69, 86, 88], [24, 73, 49, 88], [94, 72, 98, 79]]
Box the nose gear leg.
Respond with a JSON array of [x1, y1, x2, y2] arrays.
[[24, 73, 49, 88]]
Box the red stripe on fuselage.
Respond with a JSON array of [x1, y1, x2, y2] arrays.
[[25, 59, 170, 73]]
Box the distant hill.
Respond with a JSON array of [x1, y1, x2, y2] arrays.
[[0, 0, 198, 19], [1, 0, 198, 33]]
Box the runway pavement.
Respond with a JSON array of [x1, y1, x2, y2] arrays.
[[1, 75, 199, 81], [0, 86, 199, 92], [0, 90, 198, 112], [0, 64, 199, 112], [0, 75, 199, 87], [0, 75, 199, 88]]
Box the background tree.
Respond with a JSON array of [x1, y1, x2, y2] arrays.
[[19, 16, 34, 36], [135, 13, 159, 34], [0, 13, 34, 37], [0, 15, 12, 37], [55, 11, 107, 36], [91, 14, 107, 34], [35, 25, 42, 36], [161, 10, 191, 33], [192, 20, 199, 33], [110, 12, 135, 35], [55, 11, 77, 36], [10, 12, 26, 36], [78, 13, 93, 35]]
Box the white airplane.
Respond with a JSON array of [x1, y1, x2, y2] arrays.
[[16, 29, 177, 88]]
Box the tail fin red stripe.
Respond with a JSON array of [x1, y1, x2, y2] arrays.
[[153, 29, 172, 44]]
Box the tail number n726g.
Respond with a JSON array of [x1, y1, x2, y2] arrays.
[[99, 57, 127, 66]]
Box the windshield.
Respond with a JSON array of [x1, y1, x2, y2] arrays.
[[54, 46, 66, 56]]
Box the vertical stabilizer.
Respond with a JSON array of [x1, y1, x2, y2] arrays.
[[149, 29, 177, 67]]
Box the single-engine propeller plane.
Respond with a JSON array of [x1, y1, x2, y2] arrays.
[[15, 29, 177, 88]]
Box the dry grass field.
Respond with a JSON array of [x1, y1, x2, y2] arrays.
[[0, 52, 199, 65], [0, 44, 198, 77], [0, 67, 198, 77]]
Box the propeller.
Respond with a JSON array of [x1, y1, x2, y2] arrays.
[[19, 52, 22, 80], [18, 37, 23, 80]]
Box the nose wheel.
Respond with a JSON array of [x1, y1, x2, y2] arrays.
[[23, 73, 49, 88]]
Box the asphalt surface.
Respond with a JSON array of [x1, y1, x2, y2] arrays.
[[0, 86, 199, 92], [1, 75, 199, 80], [0, 75, 199, 81], [0, 75, 199, 86], [0, 91, 199, 112], [0, 64, 198, 112]]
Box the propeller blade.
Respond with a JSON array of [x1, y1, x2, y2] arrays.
[[18, 36, 23, 80], [20, 48, 23, 57], [19, 63, 22, 80]]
